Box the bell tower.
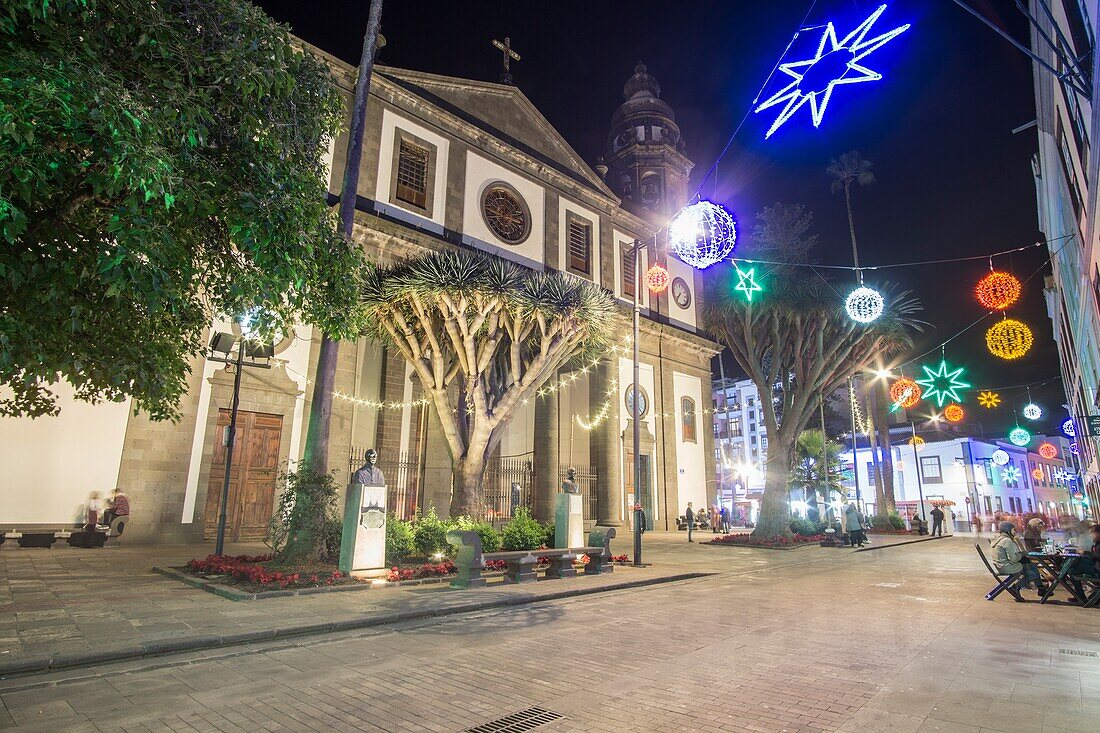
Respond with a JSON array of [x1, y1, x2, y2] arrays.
[[603, 63, 694, 223]]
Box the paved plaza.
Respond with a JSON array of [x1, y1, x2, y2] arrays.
[[1, 535, 1098, 732]]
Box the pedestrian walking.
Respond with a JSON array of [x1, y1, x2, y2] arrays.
[[930, 505, 945, 537], [720, 505, 730, 534], [971, 513, 983, 535], [710, 505, 721, 533], [685, 502, 695, 542]]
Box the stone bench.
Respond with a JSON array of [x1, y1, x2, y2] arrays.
[[446, 527, 616, 590]]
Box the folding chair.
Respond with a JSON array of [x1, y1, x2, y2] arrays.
[[976, 543, 1026, 602], [1066, 569, 1100, 608]]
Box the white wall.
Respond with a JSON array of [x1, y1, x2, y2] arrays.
[[666, 256, 697, 329], [557, 371, 591, 468], [375, 109, 450, 228], [617, 356, 657, 521], [462, 151, 545, 268], [611, 229, 651, 309], [0, 382, 130, 525], [673, 371, 707, 510]]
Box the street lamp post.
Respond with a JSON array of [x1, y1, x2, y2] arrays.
[[628, 237, 656, 567], [910, 421, 927, 522], [849, 376, 862, 505], [207, 330, 272, 556]]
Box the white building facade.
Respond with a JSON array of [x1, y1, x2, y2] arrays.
[[1029, 0, 1100, 514], [712, 377, 768, 520]]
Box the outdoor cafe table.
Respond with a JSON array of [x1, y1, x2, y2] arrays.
[[1028, 551, 1087, 604]]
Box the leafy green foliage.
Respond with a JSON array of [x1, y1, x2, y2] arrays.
[[412, 507, 450, 557], [267, 469, 342, 565], [500, 508, 546, 551], [888, 512, 905, 530], [788, 517, 817, 537], [0, 0, 363, 419], [450, 516, 502, 554], [385, 516, 416, 565]]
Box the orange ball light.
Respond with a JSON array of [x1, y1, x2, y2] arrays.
[[944, 403, 964, 422], [975, 271, 1022, 310], [1032, 467, 1044, 481], [644, 264, 670, 294], [889, 378, 922, 408], [1038, 442, 1058, 459]]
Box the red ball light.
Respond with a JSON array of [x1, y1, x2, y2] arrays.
[[975, 271, 1021, 311], [944, 404, 964, 423], [889, 378, 922, 408], [644, 265, 670, 294], [1038, 442, 1057, 460]]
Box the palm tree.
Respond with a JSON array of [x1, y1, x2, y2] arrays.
[[791, 429, 845, 518], [826, 151, 875, 270], [361, 250, 614, 517]]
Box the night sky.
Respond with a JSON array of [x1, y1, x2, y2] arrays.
[[256, 0, 1064, 436]]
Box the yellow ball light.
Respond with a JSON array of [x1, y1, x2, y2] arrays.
[[985, 319, 1033, 360]]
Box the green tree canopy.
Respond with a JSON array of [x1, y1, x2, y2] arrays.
[[1, 0, 364, 420], [361, 250, 615, 517]]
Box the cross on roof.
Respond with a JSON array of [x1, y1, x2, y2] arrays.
[[492, 37, 520, 85]]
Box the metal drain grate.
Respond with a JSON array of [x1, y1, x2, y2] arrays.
[[466, 706, 564, 733], [1058, 648, 1099, 657]]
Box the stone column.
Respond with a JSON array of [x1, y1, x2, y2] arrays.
[[532, 381, 559, 522], [592, 361, 623, 526]]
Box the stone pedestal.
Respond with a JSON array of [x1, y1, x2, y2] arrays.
[[554, 492, 583, 550], [338, 482, 387, 577]]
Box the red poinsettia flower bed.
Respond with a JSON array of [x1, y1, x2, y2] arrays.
[[386, 561, 456, 582], [710, 533, 825, 548], [610, 554, 629, 563], [184, 553, 359, 591]]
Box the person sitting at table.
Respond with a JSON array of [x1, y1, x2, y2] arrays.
[[990, 521, 1047, 595], [1022, 517, 1046, 552]]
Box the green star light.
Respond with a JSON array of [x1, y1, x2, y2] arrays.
[[734, 264, 763, 302], [915, 359, 971, 407]]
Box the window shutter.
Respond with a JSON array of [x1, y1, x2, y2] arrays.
[[622, 246, 636, 298], [395, 140, 429, 208], [568, 219, 590, 274]]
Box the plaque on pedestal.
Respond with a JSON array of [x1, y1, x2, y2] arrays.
[[555, 493, 583, 550], [339, 482, 387, 576]]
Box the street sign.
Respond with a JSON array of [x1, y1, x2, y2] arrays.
[[964, 496, 971, 504], [1084, 415, 1100, 436]]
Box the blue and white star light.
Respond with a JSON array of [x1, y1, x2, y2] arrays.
[[755, 5, 910, 139]]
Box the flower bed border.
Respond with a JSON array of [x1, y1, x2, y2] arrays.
[[154, 559, 635, 601], [705, 534, 825, 550]]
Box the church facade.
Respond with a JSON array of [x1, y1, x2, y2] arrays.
[[0, 47, 719, 542]]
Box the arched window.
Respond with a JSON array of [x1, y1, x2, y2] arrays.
[[681, 396, 697, 442]]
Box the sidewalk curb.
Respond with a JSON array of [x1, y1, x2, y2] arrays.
[[854, 535, 949, 552], [0, 571, 711, 680]]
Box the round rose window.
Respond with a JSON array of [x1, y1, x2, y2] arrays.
[[481, 184, 530, 244]]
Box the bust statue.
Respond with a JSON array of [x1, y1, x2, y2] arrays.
[[561, 466, 580, 494], [354, 448, 386, 487]]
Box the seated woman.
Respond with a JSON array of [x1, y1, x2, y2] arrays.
[[990, 521, 1047, 595], [1022, 517, 1045, 552]]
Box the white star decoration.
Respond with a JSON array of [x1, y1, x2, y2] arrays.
[[756, 4, 910, 139]]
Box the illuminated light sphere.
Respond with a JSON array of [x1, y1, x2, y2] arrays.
[[978, 390, 1001, 409], [889, 378, 922, 409], [1070, 441, 1079, 455], [908, 435, 925, 448], [1062, 418, 1076, 438], [643, 264, 670, 294], [1008, 426, 1031, 447], [991, 449, 1010, 466], [1003, 465, 1022, 482], [1022, 403, 1042, 421], [975, 271, 1022, 311], [667, 201, 737, 269], [845, 286, 885, 323], [1032, 467, 1045, 481], [754, 5, 910, 139], [1038, 442, 1058, 460], [916, 359, 971, 407], [943, 403, 964, 423], [985, 319, 1034, 360]]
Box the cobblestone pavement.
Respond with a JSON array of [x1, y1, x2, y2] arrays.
[[1, 530, 914, 666], [2, 536, 1098, 732]]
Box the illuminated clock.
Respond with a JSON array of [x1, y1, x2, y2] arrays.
[[671, 277, 691, 309]]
